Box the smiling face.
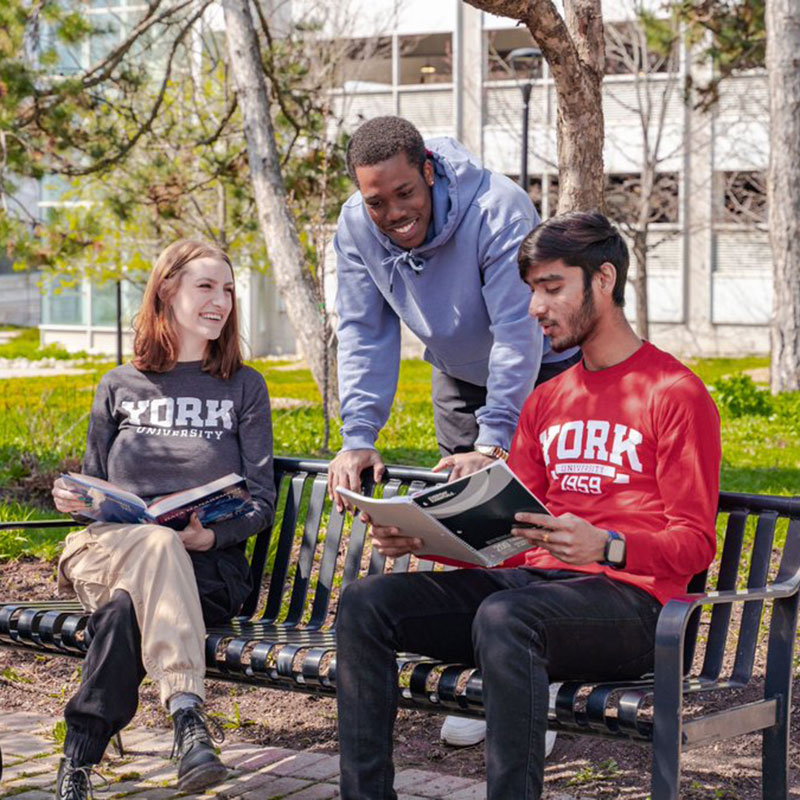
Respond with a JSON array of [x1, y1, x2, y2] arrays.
[[524, 259, 599, 352], [355, 152, 434, 249], [168, 257, 235, 360]]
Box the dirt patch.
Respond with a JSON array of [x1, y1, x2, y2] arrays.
[[0, 559, 797, 798]]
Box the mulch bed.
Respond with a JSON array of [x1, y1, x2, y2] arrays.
[[1, 558, 798, 798]]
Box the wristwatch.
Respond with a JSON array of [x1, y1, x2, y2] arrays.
[[602, 530, 626, 568], [474, 444, 509, 461]]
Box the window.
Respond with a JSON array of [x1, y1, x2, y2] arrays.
[[89, 11, 123, 65], [399, 33, 452, 85], [42, 279, 85, 326], [714, 171, 767, 226], [604, 22, 678, 76], [91, 279, 143, 326], [335, 36, 392, 89], [486, 29, 544, 82], [506, 175, 559, 219], [605, 172, 680, 225]]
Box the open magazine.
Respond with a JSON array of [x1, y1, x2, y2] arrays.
[[336, 460, 551, 567], [60, 472, 252, 531]]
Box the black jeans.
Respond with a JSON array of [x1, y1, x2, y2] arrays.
[[64, 546, 251, 764], [431, 350, 582, 456], [335, 567, 661, 800]]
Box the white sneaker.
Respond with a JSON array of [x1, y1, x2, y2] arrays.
[[440, 682, 561, 756], [439, 715, 486, 746]]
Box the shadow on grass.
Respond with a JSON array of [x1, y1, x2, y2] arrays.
[[720, 466, 800, 497]]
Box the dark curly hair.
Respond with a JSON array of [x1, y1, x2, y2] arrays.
[[346, 116, 427, 182], [518, 212, 629, 307]]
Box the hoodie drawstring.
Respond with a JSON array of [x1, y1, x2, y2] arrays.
[[383, 250, 425, 293]]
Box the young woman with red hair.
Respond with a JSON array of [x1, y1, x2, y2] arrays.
[[50, 240, 276, 798]]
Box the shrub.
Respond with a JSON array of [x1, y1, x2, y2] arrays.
[[0, 328, 90, 361], [714, 374, 773, 418]]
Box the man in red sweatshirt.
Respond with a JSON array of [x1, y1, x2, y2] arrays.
[[334, 211, 722, 800]]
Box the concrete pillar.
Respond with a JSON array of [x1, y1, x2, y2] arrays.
[[681, 43, 716, 352], [454, 1, 484, 160]]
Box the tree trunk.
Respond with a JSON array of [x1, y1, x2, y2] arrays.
[[221, 0, 339, 414], [632, 230, 649, 340], [766, 0, 800, 393], [464, 0, 605, 212]]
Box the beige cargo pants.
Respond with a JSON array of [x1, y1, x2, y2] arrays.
[[58, 522, 206, 707]]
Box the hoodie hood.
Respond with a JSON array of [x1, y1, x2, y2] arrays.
[[358, 137, 488, 288]]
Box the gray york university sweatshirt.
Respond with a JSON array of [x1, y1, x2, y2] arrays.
[[82, 361, 276, 549]]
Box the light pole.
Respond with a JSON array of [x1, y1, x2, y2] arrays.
[[115, 278, 123, 366], [507, 47, 542, 192]]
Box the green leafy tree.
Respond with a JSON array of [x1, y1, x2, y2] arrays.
[[1, 0, 353, 436], [677, 0, 765, 108]]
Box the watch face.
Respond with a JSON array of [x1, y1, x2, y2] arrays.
[[607, 538, 626, 565]]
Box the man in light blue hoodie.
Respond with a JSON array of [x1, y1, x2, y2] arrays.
[[328, 116, 579, 751], [328, 116, 578, 508]]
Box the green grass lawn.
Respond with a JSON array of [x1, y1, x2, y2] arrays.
[[1, 354, 797, 561]]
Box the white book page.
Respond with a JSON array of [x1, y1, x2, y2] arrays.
[[65, 472, 146, 508], [147, 472, 243, 516], [335, 488, 486, 566]]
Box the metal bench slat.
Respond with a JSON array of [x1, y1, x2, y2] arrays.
[[284, 475, 328, 628], [308, 502, 347, 630], [700, 509, 747, 681], [261, 471, 306, 625], [731, 510, 777, 684]]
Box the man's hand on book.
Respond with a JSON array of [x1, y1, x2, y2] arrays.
[[362, 512, 423, 558], [433, 452, 494, 481], [52, 477, 90, 514], [328, 449, 386, 512], [511, 512, 608, 566], [178, 513, 215, 552]]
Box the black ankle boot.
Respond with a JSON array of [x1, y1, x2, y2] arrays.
[[56, 757, 99, 800], [171, 706, 227, 791]]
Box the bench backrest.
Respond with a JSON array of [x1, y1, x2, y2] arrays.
[[244, 458, 800, 685], [240, 458, 448, 625], [689, 492, 800, 682]]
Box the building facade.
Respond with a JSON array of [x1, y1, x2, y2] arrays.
[[319, 0, 771, 358], [38, 0, 771, 359]]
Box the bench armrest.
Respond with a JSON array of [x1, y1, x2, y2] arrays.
[[657, 572, 800, 652], [653, 566, 800, 703]]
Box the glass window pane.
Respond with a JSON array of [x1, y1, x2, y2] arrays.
[[43, 279, 85, 325], [335, 36, 392, 89], [89, 12, 122, 64], [399, 34, 452, 85], [40, 175, 73, 205], [486, 29, 543, 82], [40, 21, 85, 75], [91, 279, 144, 326], [91, 281, 117, 326], [123, 279, 145, 325]]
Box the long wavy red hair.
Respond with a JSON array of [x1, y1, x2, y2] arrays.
[[132, 240, 243, 380]]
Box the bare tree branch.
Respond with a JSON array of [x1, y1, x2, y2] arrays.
[[49, 5, 209, 177]]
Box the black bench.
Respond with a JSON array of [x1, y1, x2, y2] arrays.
[[1, 456, 798, 800]]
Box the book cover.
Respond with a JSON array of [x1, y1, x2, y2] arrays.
[[61, 472, 252, 530], [336, 461, 550, 567]]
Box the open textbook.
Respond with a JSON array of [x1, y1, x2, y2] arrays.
[[336, 460, 551, 567], [60, 472, 252, 530]]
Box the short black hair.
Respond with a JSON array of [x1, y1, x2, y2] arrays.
[[518, 211, 629, 306], [346, 116, 427, 182]]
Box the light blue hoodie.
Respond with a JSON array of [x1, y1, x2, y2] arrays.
[[334, 137, 566, 452]]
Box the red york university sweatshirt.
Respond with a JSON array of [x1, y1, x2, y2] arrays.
[[508, 341, 722, 606]]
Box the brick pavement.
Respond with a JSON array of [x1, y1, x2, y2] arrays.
[[0, 712, 579, 799]]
